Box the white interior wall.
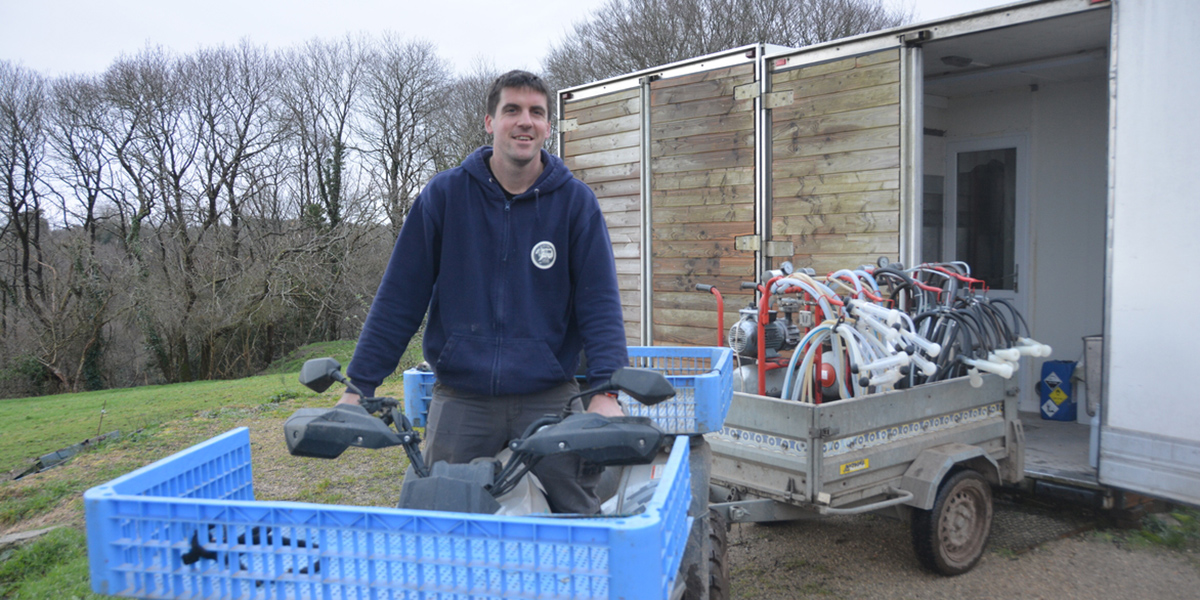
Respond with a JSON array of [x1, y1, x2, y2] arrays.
[[924, 77, 1108, 416]]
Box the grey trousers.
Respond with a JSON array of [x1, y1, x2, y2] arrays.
[[423, 380, 602, 514]]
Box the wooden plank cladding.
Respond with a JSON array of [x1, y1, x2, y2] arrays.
[[556, 47, 907, 348], [770, 49, 902, 274], [649, 64, 757, 347], [563, 88, 643, 345]]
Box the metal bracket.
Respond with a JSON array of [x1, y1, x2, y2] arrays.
[[818, 488, 915, 515], [712, 499, 819, 524], [808, 426, 839, 439], [763, 90, 794, 109], [765, 240, 794, 257], [901, 30, 933, 46], [558, 118, 578, 133], [734, 235, 761, 252], [729, 237, 794, 258], [734, 83, 760, 100]]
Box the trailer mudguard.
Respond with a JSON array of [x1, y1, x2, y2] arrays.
[[902, 443, 1000, 510]]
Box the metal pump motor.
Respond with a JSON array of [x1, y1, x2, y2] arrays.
[[727, 297, 803, 359]]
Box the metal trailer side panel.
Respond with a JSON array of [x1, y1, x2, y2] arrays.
[[709, 375, 1020, 510], [1100, 0, 1200, 506]]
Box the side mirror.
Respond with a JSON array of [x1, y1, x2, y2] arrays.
[[299, 358, 343, 393], [609, 367, 675, 406]]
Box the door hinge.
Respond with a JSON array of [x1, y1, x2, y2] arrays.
[[735, 235, 761, 252], [737, 237, 794, 256], [765, 240, 794, 257], [734, 83, 760, 100], [763, 90, 794, 109]]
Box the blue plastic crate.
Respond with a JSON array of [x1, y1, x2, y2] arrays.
[[623, 347, 733, 435], [403, 369, 436, 426], [404, 346, 733, 435], [85, 428, 692, 600]]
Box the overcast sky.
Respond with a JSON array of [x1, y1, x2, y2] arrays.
[[0, 0, 1012, 77]]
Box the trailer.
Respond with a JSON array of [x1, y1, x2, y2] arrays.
[[557, 0, 1200, 526], [711, 374, 1022, 573]]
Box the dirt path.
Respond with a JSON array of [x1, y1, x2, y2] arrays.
[[726, 504, 1200, 599]]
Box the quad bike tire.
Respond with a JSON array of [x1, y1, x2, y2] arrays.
[[682, 507, 730, 600], [911, 468, 994, 575]]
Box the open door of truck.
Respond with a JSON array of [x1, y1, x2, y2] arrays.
[[560, 49, 764, 347], [1099, 0, 1200, 507], [766, 47, 905, 274]]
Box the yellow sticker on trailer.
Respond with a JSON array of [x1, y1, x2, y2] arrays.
[[840, 459, 869, 475]]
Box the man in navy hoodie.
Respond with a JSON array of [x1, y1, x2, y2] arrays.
[[337, 70, 628, 514]]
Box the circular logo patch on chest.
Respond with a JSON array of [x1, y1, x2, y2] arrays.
[[531, 241, 556, 270]]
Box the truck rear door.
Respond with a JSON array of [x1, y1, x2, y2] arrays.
[[1100, 0, 1200, 506]]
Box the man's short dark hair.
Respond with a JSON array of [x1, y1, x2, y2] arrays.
[[486, 70, 552, 118]]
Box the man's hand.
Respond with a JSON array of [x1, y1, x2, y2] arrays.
[[587, 393, 624, 417], [337, 391, 361, 406]]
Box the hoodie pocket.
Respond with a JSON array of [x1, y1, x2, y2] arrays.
[[433, 333, 495, 395], [496, 337, 569, 395], [435, 335, 569, 396]]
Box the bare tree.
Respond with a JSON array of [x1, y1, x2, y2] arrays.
[[1, 63, 123, 393], [281, 36, 369, 228], [99, 47, 217, 383], [359, 36, 449, 232], [431, 60, 499, 173], [2, 33, 577, 395], [279, 36, 377, 341], [0, 61, 50, 319], [46, 74, 116, 246], [45, 74, 125, 390], [186, 41, 286, 261], [544, 0, 913, 87], [0, 62, 53, 391]]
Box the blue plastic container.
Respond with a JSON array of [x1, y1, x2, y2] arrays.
[[1039, 360, 1077, 421], [402, 369, 436, 426], [405, 346, 734, 435], [85, 428, 692, 600]]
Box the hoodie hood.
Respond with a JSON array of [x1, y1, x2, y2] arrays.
[[462, 146, 575, 199]]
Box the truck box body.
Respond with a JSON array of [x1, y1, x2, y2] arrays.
[[558, 0, 1200, 506]]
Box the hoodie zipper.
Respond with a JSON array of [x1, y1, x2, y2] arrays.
[[493, 194, 512, 395]]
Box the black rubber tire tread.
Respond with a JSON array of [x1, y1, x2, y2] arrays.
[[682, 507, 730, 600], [911, 469, 993, 576], [706, 507, 731, 600]]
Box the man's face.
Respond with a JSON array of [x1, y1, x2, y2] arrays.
[[485, 86, 551, 169]]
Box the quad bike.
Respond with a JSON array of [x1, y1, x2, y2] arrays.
[[285, 357, 730, 599]]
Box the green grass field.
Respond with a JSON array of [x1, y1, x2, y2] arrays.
[[0, 338, 418, 475], [0, 338, 423, 598]]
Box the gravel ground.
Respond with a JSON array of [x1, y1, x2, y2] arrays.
[[725, 498, 1200, 600]]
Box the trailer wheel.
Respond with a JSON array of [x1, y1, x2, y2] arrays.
[[911, 469, 993, 575], [682, 507, 730, 600]]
